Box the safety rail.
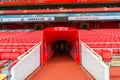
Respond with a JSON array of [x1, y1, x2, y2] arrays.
[[81, 42, 102, 60], [0, 31, 42, 80], [11, 42, 41, 80], [81, 42, 109, 80], [18, 41, 41, 59], [93, 48, 120, 55]]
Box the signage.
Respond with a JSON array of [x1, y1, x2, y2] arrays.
[[0, 17, 55, 23], [0, 12, 120, 22], [27, 17, 54, 21], [68, 16, 120, 21], [0, 12, 120, 18], [54, 27, 68, 31], [55, 17, 68, 21]]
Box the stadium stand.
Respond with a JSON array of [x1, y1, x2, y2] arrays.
[[80, 29, 120, 66], [0, 30, 42, 79], [80, 29, 120, 53]]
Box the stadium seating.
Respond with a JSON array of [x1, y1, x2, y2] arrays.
[[80, 29, 120, 60], [0, 30, 42, 61]]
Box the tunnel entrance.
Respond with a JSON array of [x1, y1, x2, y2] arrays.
[[42, 27, 80, 65], [54, 40, 68, 55]]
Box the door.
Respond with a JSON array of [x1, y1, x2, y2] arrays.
[[80, 23, 89, 29], [34, 23, 43, 30]]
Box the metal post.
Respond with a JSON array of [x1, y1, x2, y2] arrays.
[[8, 60, 11, 80]]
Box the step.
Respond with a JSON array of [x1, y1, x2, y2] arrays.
[[111, 55, 120, 66]]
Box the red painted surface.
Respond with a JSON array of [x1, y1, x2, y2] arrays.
[[110, 67, 120, 80], [0, 21, 119, 30], [29, 54, 91, 80], [2, 7, 120, 14], [43, 27, 80, 64], [0, 23, 34, 29], [49, 22, 72, 28], [0, 0, 119, 6], [98, 21, 119, 29], [102, 51, 112, 62]]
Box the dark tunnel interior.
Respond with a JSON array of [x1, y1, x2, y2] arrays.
[[53, 40, 69, 55]]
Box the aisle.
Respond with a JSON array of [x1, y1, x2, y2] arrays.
[[29, 54, 90, 80], [110, 67, 120, 80]]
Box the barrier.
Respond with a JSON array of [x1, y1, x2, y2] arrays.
[[81, 43, 109, 80], [11, 43, 40, 80]]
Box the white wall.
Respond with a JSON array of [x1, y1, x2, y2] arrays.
[[11, 44, 40, 80], [81, 43, 109, 80]]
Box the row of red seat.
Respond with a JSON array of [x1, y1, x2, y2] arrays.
[[92, 29, 120, 37], [80, 30, 120, 43], [0, 48, 26, 53], [80, 29, 120, 55], [87, 44, 120, 48], [0, 32, 41, 43], [0, 52, 20, 61], [94, 48, 120, 55], [0, 30, 42, 61]]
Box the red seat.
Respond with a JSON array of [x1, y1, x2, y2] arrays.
[[111, 44, 118, 48], [12, 45, 18, 48], [12, 49, 20, 53], [10, 53, 19, 60], [97, 44, 104, 48], [0, 53, 1, 60], [102, 51, 112, 62], [104, 44, 111, 48], [19, 49, 26, 54], [90, 44, 98, 48], [102, 49, 110, 52], [5, 46, 12, 49], [0, 49, 5, 53], [25, 45, 32, 49], [0, 46, 5, 48], [112, 49, 119, 54], [17, 46, 25, 49], [94, 49, 102, 55], [1, 53, 10, 60], [4, 49, 12, 53]]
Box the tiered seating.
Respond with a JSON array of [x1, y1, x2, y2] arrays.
[[92, 29, 120, 37], [0, 30, 42, 61], [80, 29, 120, 57], [0, 30, 42, 75]]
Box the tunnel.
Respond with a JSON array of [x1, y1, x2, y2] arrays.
[[53, 40, 68, 55], [41, 27, 80, 65]]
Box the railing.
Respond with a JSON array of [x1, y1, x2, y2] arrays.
[[81, 42, 109, 80], [10, 42, 41, 80], [0, 0, 119, 5]]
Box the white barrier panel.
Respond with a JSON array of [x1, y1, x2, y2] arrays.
[[11, 44, 40, 80], [81, 43, 109, 80]]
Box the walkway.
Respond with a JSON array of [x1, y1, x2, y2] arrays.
[[110, 67, 120, 80], [29, 54, 91, 80]]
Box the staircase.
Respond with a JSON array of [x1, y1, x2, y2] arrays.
[[111, 54, 120, 66]]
